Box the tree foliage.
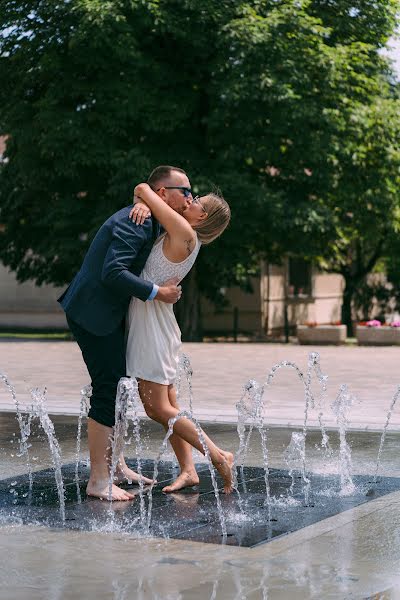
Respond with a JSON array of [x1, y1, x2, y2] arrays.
[[0, 0, 399, 336]]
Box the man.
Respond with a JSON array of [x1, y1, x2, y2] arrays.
[[59, 165, 193, 500]]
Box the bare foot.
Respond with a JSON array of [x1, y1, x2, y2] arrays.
[[162, 470, 200, 493], [86, 479, 135, 501], [220, 449, 234, 463], [214, 452, 234, 494], [114, 466, 154, 486]]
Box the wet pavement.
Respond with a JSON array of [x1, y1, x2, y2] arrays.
[[0, 412, 400, 598]]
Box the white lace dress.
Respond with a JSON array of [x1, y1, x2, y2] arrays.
[[126, 233, 201, 384]]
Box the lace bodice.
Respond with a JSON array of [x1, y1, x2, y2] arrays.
[[141, 233, 201, 285]]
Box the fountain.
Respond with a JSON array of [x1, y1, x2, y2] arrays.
[[74, 384, 91, 504], [28, 387, 66, 521], [373, 384, 400, 482], [284, 431, 307, 497], [0, 376, 66, 522], [331, 384, 356, 495], [176, 353, 194, 415], [1, 351, 400, 547], [0, 374, 34, 496]]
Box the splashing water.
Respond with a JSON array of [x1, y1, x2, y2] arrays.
[[252, 386, 272, 511], [235, 380, 259, 493], [234, 379, 273, 520], [263, 359, 312, 478], [147, 410, 227, 538], [300, 357, 314, 504], [127, 378, 147, 527], [3, 350, 394, 536], [0, 373, 34, 497], [284, 431, 310, 501], [373, 385, 400, 483], [300, 352, 331, 502], [109, 378, 134, 503], [176, 353, 194, 415], [331, 384, 356, 495], [265, 358, 308, 389], [29, 387, 66, 521], [74, 384, 91, 503], [304, 352, 331, 456], [237, 354, 323, 506], [307, 353, 331, 455]]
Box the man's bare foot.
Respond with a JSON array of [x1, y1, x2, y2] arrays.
[[214, 452, 234, 494], [162, 470, 200, 493], [86, 479, 135, 501], [114, 465, 154, 486]]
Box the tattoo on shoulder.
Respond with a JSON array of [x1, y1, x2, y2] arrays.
[[185, 239, 193, 256]]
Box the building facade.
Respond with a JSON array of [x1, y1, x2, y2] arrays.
[[0, 259, 343, 334], [0, 263, 67, 329], [202, 260, 344, 338]]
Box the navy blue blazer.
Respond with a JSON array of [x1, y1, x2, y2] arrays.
[[58, 206, 159, 336]]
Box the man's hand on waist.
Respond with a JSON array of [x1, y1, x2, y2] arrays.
[[154, 277, 182, 304]]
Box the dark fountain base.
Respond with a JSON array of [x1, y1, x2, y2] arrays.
[[1, 460, 399, 548]]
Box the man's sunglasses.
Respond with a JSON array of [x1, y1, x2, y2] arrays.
[[157, 186, 193, 198]]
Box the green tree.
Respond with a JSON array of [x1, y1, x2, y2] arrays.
[[1, 0, 399, 338], [0, 0, 280, 339], [204, 0, 400, 334], [316, 97, 400, 334]]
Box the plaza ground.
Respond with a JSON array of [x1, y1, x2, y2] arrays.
[[1, 341, 400, 430], [1, 341, 400, 598]]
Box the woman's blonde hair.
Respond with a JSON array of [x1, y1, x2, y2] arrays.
[[193, 193, 231, 245]]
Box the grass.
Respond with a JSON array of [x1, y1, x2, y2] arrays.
[[0, 331, 72, 340]]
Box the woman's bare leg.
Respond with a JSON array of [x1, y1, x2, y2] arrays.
[[161, 385, 199, 493], [138, 380, 233, 493]]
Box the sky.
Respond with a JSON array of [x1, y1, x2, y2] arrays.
[[385, 35, 400, 77]]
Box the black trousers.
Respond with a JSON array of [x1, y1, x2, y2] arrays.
[[67, 315, 126, 427]]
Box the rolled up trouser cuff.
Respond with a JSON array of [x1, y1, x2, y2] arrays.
[[88, 394, 117, 427], [66, 315, 126, 429]]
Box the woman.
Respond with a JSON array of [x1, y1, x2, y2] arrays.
[[126, 183, 234, 493]]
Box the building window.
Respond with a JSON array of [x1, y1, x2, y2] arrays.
[[288, 258, 312, 298]]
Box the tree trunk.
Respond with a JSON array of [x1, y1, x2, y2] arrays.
[[174, 267, 203, 341], [341, 277, 356, 337]]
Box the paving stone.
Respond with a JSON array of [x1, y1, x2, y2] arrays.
[[1, 341, 400, 430]]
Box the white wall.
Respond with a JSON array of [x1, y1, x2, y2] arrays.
[[261, 262, 344, 334], [201, 277, 262, 335], [0, 263, 67, 328]]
